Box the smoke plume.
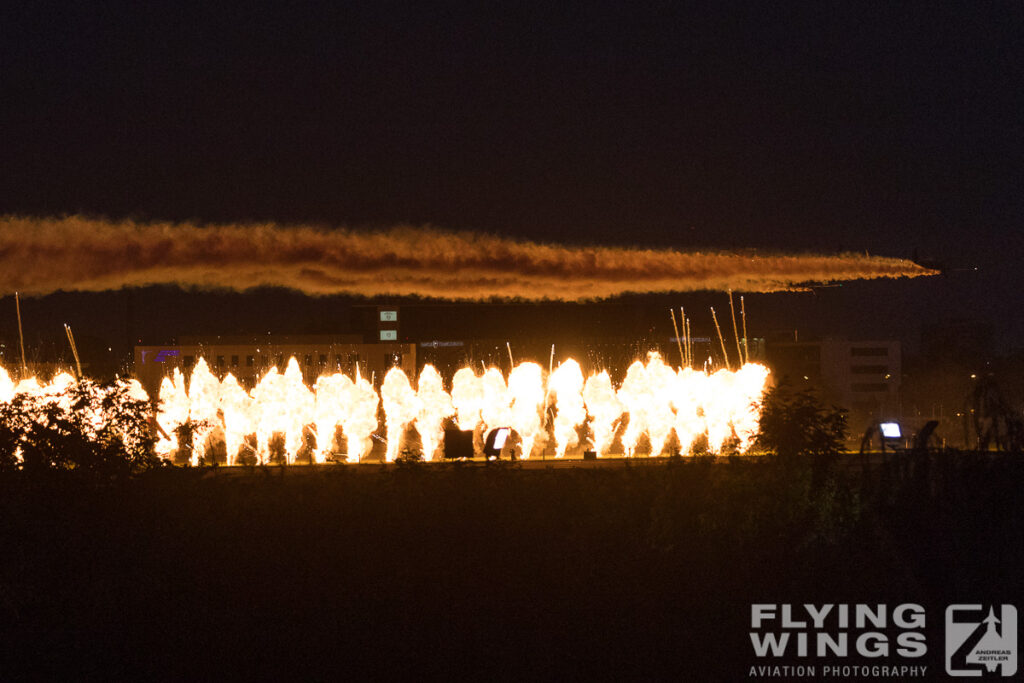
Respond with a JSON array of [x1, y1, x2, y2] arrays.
[[0, 216, 935, 300]]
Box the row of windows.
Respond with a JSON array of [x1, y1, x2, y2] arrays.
[[182, 353, 363, 369], [851, 365, 890, 375], [850, 347, 889, 357]]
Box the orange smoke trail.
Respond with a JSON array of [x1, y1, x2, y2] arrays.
[[0, 216, 936, 300]]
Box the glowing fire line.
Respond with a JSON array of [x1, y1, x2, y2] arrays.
[[0, 353, 770, 464]]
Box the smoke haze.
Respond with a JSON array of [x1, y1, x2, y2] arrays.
[[0, 216, 936, 300]]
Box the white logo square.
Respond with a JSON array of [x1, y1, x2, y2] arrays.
[[946, 604, 1017, 677]]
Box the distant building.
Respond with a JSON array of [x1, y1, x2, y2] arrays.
[[411, 334, 766, 382], [767, 337, 901, 435], [133, 334, 415, 397]]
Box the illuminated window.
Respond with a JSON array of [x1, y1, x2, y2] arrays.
[[380, 310, 398, 322], [380, 330, 397, 341]]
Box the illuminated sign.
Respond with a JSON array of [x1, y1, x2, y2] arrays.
[[380, 310, 398, 322], [141, 349, 180, 363], [379, 330, 397, 341], [419, 341, 464, 348]]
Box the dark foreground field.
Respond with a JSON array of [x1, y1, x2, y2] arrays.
[[1, 453, 1022, 681]]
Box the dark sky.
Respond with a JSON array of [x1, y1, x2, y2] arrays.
[[1, 1, 1022, 358]]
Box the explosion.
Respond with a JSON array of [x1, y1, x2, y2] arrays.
[[414, 365, 455, 461], [381, 366, 419, 462], [582, 370, 622, 455], [549, 359, 586, 458], [450, 366, 485, 431], [220, 373, 254, 466], [340, 368, 380, 463], [0, 353, 771, 464]]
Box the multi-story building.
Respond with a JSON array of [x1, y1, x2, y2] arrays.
[[133, 334, 415, 397], [767, 337, 901, 437]]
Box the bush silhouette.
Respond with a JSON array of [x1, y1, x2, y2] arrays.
[[0, 379, 159, 480], [755, 380, 848, 458]]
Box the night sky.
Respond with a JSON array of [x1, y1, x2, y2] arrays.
[[1, 2, 1022, 360]]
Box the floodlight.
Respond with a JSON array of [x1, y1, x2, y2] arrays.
[[879, 422, 902, 439]]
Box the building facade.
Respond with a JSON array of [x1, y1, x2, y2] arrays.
[[767, 337, 901, 438], [133, 334, 415, 397]]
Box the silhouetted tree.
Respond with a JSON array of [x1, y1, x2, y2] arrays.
[[755, 381, 848, 458], [0, 379, 159, 480], [0, 393, 35, 472], [969, 376, 1024, 451]]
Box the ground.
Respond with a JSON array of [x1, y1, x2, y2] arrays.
[[1, 452, 1020, 680]]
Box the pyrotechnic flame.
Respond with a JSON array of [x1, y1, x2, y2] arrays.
[[250, 366, 289, 464], [312, 373, 347, 463], [156, 368, 189, 460], [44, 372, 80, 430], [480, 367, 512, 433], [0, 366, 14, 403], [507, 362, 546, 459], [0, 215, 937, 300], [0, 351, 772, 465], [644, 353, 678, 456], [187, 358, 221, 466], [414, 365, 455, 461], [582, 370, 622, 455], [618, 360, 649, 457], [549, 359, 586, 458], [671, 368, 704, 454], [280, 358, 314, 463], [340, 369, 379, 462], [220, 373, 253, 465], [450, 367, 484, 431], [15, 377, 42, 396], [616, 353, 679, 456], [703, 370, 736, 453], [381, 366, 420, 462], [730, 363, 771, 452]]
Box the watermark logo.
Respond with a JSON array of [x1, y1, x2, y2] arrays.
[[748, 604, 930, 678], [946, 604, 1017, 677]]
